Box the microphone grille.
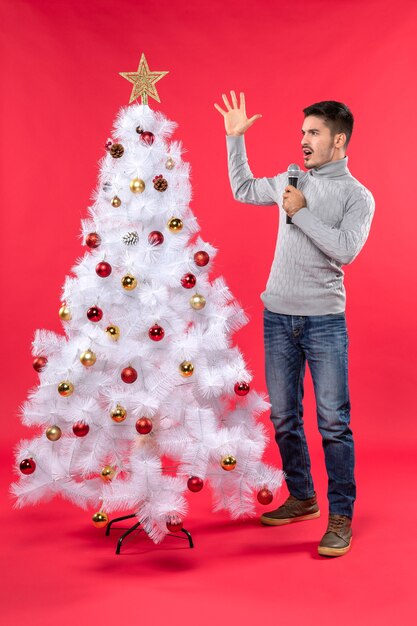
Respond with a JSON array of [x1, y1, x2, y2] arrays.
[[287, 163, 301, 177]]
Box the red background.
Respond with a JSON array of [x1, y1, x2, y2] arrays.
[[1, 1, 416, 624]]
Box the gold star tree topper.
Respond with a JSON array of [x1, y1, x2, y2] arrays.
[[120, 53, 168, 105]]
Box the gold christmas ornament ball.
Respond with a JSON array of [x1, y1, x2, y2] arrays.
[[110, 404, 127, 423], [105, 325, 120, 341], [129, 177, 145, 193], [165, 156, 175, 170], [190, 294, 206, 310], [92, 511, 108, 528], [100, 465, 116, 482], [46, 425, 62, 441], [121, 274, 137, 290], [221, 455, 237, 471], [168, 217, 183, 232], [58, 381, 74, 397], [179, 361, 194, 377], [59, 304, 72, 321], [111, 195, 121, 207], [80, 349, 97, 367]]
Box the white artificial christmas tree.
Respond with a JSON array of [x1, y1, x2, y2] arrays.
[[12, 55, 284, 544]]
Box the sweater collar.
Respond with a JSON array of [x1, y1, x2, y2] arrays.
[[309, 156, 349, 179]]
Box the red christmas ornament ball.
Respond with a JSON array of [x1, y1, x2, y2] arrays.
[[86, 232, 101, 249], [194, 251, 210, 267], [166, 519, 183, 533], [121, 366, 137, 384], [72, 422, 90, 437], [149, 324, 165, 341], [19, 458, 36, 475], [187, 476, 204, 492], [33, 356, 48, 372], [95, 261, 112, 278], [148, 231, 164, 246], [135, 417, 153, 434], [87, 306, 103, 322], [181, 273, 197, 289], [234, 381, 250, 396], [257, 488, 274, 505], [140, 131, 155, 146]]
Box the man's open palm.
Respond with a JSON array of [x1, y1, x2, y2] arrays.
[[214, 91, 262, 136]]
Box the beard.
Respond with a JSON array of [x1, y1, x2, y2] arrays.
[[303, 143, 334, 169]]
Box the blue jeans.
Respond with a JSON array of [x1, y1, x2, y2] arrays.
[[263, 309, 355, 518]]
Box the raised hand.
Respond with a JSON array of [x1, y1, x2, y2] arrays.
[[214, 91, 262, 136]]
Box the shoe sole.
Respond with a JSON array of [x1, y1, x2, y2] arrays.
[[260, 510, 320, 526], [318, 538, 352, 557]]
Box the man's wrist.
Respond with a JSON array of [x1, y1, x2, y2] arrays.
[[291, 207, 308, 223], [226, 134, 245, 146]]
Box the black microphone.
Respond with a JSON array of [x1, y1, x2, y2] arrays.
[[286, 163, 301, 224]]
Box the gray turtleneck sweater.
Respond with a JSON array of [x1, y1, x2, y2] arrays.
[[226, 135, 375, 315]]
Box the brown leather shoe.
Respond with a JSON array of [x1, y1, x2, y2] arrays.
[[318, 514, 352, 557], [260, 493, 320, 526]]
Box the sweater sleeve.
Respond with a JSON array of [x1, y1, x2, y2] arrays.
[[226, 135, 278, 205], [291, 185, 375, 265]]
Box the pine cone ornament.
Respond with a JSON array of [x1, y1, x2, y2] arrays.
[[153, 175, 168, 192], [123, 231, 139, 246], [110, 143, 124, 158]]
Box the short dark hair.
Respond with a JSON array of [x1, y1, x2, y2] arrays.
[[303, 101, 354, 148]]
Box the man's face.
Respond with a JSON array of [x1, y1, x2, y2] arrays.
[[301, 115, 341, 169]]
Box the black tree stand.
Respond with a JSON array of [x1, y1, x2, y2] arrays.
[[106, 513, 194, 554]]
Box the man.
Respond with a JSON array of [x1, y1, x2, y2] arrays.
[[214, 92, 375, 557]]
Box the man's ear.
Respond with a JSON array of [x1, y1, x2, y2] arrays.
[[335, 132, 347, 149]]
